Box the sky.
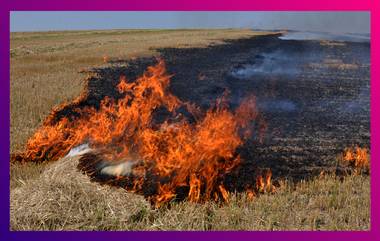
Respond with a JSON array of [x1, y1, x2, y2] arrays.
[[10, 11, 370, 34]]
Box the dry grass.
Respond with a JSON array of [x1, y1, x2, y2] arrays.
[[10, 29, 370, 230], [10, 157, 370, 230]]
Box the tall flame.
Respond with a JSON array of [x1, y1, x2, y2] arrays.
[[14, 59, 262, 206]]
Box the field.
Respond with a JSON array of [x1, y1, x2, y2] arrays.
[[10, 29, 370, 230]]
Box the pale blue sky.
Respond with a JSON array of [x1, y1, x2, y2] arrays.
[[10, 11, 370, 34]]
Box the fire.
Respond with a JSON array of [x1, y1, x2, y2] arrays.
[[256, 169, 275, 193], [188, 174, 201, 202], [342, 146, 370, 171], [13, 59, 264, 206], [103, 55, 109, 63], [246, 189, 256, 201], [218, 185, 229, 202]]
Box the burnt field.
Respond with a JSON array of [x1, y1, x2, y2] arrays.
[[43, 33, 370, 185], [10, 30, 370, 230]]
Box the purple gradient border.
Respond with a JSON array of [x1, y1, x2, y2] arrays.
[[1, 1, 378, 240]]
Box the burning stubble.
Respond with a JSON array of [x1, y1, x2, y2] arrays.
[[13, 59, 265, 206]]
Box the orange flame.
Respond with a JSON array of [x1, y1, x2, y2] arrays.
[[14, 59, 263, 206], [103, 55, 109, 63], [342, 146, 370, 171], [246, 189, 255, 201], [256, 175, 264, 192], [218, 185, 229, 203], [256, 169, 275, 193], [188, 174, 201, 202]]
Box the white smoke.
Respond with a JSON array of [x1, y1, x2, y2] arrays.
[[100, 161, 136, 177], [65, 143, 92, 158], [230, 50, 302, 79]]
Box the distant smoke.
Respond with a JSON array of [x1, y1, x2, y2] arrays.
[[230, 48, 324, 80], [258, 99, 298, 113], [230, 50, 303, 79]]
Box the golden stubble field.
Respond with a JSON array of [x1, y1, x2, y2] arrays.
[[10, 29, 370, 230]]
